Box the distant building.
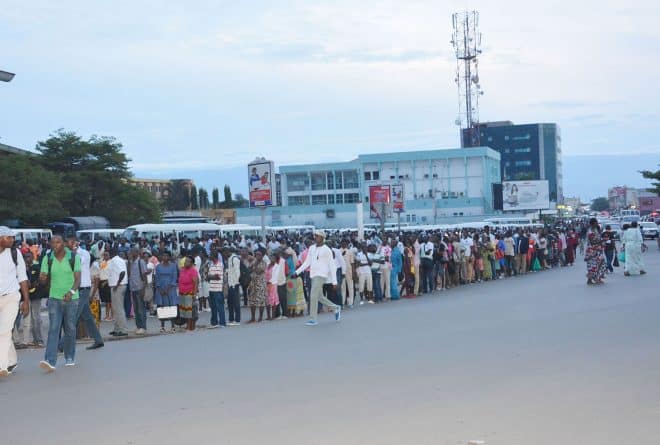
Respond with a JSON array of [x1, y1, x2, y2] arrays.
[[608, 186, 638, 210], [0, 142, 34, 157], [237, 146, 501, 228], [130, 178, 194, 206], [637, 189, 660, 215], [463, 121, 563, 204]]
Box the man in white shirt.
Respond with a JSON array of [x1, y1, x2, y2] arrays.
[[340, 240, 356, 307], [461, 230, 474, 283], [223, 247, 242, 326], [274, 252, 287, 319], [295, 230, 340, 326], [66, 237, 104, 349], [355, 245, 372, 304], [419, 235, 435, 293], [107, 249, 129, 336], [0, 227, 29, 377]]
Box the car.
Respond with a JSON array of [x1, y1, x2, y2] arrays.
[[640, 222, 659, 240]]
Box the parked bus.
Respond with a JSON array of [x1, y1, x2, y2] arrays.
[[76, 229, 125, 243], [11, 228, 52, 244], [122, 223, 227, 244]]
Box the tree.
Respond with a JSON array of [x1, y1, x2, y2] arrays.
[[223, 185, 232, 204], [0, 154, 66, 226], [233, 193, 249, 208], [190, 186, 199, 210], [35, 130, 161, 226], [212, 188, 219, 209], [591, 197, 610, 212], [198, 188, 209, 209], [640, 165, 660, 195], [166, 180, 192, 211]]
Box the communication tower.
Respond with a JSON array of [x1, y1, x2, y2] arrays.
[[451, 11, 483, 147]]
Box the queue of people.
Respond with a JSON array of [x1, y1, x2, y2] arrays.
[[0, 218, 652, 376]]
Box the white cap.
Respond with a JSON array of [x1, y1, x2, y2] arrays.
[[0, 226, 16, 237]]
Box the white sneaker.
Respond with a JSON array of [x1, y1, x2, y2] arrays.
[[40, 361, 56, 373], [135, 328, 146, 335]]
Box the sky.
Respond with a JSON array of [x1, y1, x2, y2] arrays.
[[1, 0, 659, 198]]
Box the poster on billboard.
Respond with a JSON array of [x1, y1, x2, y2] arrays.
[[248, 159, 273, 207], [369, 185, 390, 219], [391, 184, 404, 213], [502, 180, 550, 211]]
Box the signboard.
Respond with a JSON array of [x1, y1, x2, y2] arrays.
[[502, 180, 550, 211], [391, 184, 404, 213], [248, 159, 274, 207], [369, 185, 390, 219]]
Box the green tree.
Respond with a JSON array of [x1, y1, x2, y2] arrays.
[[166, 180, 191, 210], [0, 154, 65, 226], [233, 193, 249, 208], [212, 188, 219, 209], [591, 197, 610, 212], [640, 165, 660, 195], [198, 188, 209, 209], [35, 130, 161, 226], [190, 186, 199, 210], [223, 185, 232, 203]]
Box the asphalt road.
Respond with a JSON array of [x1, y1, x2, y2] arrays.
[[2, 250, 659, 445]]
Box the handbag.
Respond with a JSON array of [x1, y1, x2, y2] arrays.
[[157, 306, 177, 320], [613, 255, 620, 267], [618, 251, 625, 263]]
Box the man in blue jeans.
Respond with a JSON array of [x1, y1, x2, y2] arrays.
[[59, 237, 104, 351], [223, 247, 241, 326], [206, 247, 226, 328], [127, 248, 148, 334], [39, 235, 81, 372]]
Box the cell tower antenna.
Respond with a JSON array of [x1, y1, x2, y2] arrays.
[[451, 10, 483, 147]]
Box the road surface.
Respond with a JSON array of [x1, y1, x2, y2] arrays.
[[2, 250, 659, 445]]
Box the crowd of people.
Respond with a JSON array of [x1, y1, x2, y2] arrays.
[[0, 217, 652, 376]]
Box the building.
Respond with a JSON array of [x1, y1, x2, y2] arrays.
[[130, 178, 195, 205], [607, 186, 638, 210], [237, 147, 501, 228], [0, 142, 34, 157], [463, 121, 563, 204]]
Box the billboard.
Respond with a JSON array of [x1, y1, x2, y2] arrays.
[[369, 185, 390, 219], [248, 159, 274, 207], [391, 184, 404, 213], [502, 180, 550, 211]]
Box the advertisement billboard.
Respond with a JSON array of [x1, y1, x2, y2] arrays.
[[369, 185, 390, 219], [502, 180, 550, 211], [248, 160, 274, 207], [391, 184, 404, 213]]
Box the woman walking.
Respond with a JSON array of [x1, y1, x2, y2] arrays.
[[178, 256, 199, 331], [247, 250, 267, 323], [585, 218, 607, 285], [154, 251, 179, 333], [622, 221, 647, 276]]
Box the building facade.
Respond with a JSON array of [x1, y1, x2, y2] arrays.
[[463, 121, 563, 204], [237, 147, 501, 228]]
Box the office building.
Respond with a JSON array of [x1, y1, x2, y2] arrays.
[[463, 121, 563, 204], [237, 147, 501, 228]]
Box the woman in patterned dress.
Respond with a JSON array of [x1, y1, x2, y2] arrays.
[[247, 250, 267, 323], [585, 218, 607, 285], [178, 256, 199, 331]]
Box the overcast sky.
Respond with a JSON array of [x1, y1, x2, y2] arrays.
[[1, 0, 659, 176]]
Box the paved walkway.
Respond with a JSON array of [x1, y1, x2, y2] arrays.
[[3, 250, 659, 445]]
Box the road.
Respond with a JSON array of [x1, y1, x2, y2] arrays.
[[2, 250, 659, 445]]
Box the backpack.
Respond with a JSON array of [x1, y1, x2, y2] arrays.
[[47, 251, 77, 277], [10, 247, 18, 267]]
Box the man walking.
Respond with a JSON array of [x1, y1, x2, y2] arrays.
[[0, 227, 30, 377], [66, 237, 104, 350], [39, 235, 81, 372], [295, 230, 340, 326]]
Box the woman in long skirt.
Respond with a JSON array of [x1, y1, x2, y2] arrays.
[[178, 256, 199, 331], [622, 222, 647, 276], [389, 241, 402, 300], [247, 251, 267, 323], [155, 251, 179, 333], [585, 218, 607, 285]]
